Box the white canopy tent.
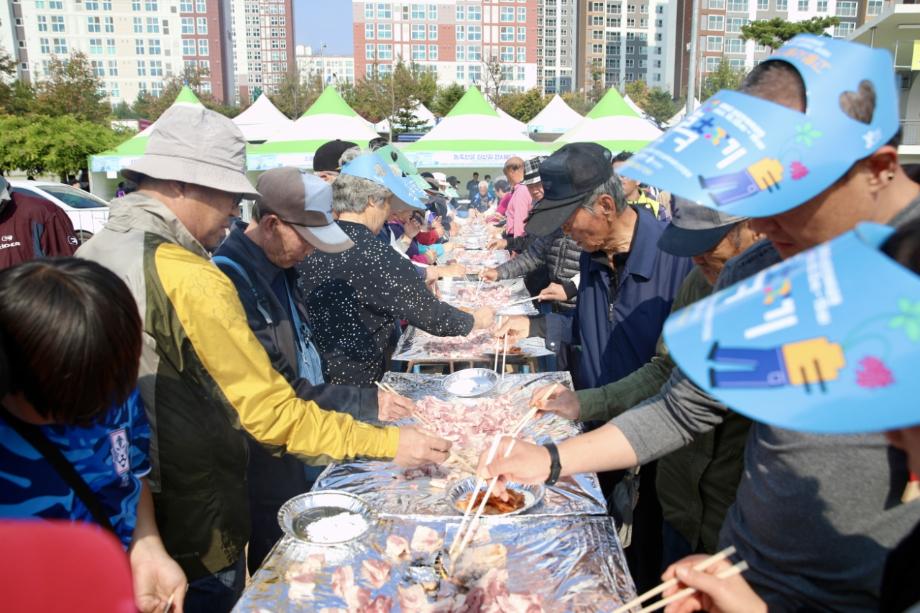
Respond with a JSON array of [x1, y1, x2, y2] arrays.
[[526, 95, 583, 139], [665, 99, 702, 127], [232, 94, 294, 143], [556, 87, 662, 154], [373, 102, 437, 134]]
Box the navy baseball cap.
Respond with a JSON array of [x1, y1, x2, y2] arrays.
[[525, 143, 613, 237], [658, 198, 748, 257]]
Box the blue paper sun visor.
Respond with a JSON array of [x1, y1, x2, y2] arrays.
[[664, 223, 920, 435], [340, 153, 427, 211], [619, 35, 898, 218]]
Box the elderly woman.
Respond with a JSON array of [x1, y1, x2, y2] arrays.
[[471, 180, 493, 213], [300, 153, 495, 385]]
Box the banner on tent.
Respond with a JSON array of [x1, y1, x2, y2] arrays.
[[405, 151, 543, 168], [247, 153, 315, 171], [90, 156, 141, 173]]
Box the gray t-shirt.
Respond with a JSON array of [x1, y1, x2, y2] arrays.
[[612, 196, 920, 612]]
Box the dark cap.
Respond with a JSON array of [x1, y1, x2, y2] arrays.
[[256, 167, 354, 253], [312, 139, 358, 172], [525, 143, 613, 237], [521, 156, 546, 186], [446, 175, 460, 187], [657, 198, 748, 257]]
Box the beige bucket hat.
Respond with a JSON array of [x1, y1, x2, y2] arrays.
[[122, 105, 259, 200]]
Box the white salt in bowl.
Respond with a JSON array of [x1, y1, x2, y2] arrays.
[[278, 490, 375, 546], [442, 368, 499, 398]]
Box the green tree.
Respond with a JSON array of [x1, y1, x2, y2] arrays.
[[346, 67, 391, 122], [481, 56, 504, 103], [741, 16, 841, 50], [561, 91, 594, 115], [33, 53, 110, 124], [625, 80, 650, 110], [431, 83, 466, 117], [112, 100, 140, 120], [701, 59, 745, 100], [644, 88, 683, 125], [269, 70, 323, 119], [132, 66, 240, 121], [498, 88, 547, 123]]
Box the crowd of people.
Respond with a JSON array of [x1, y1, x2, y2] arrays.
[[0, 34, 918, 613]]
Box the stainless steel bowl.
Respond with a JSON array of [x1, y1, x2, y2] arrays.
[[446, 477, 544, 517], [442, 368, 499, 397], [277, 490, 375, 545]]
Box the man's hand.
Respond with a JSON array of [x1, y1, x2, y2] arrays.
[[394, 425, 452, 467], [424, 250, 438, 264], [531, 384, 580, 421], [661, 556, 766, 613], [476, 436, 551, 491], [472, 306, 495, 330], [479, 268, 499, 282], [440, 263, 466, 278], [378, 389, 414, 422], [495, 315, 530, 341], [487, 237, 508, 250], [130, 536, 187, 613], [537, 282, 568, 302]]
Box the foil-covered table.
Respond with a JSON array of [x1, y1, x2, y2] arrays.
[[392, 327, 552, 363], [314, 373, 605, 517], [436, 278, 537, 316], [235, 515, 636, 612], [445, 248, 510, 270]]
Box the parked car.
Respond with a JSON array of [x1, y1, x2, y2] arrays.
[[9, 180, 110, 243]]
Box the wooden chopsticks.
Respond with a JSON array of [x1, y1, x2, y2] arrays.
[[611, 546, 744, 613]]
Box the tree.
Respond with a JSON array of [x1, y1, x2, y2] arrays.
[[701, 59, 745, 100], [112, 100, 140, 120], [644, 88, 683, 125], [480, 56, 504, 103], [498, 88, 547, 123], [625, 80, 650, 110], [269, 70, 323, 119], [33, 53, 110, 124], [132, 66, 240, 121], [431, 83, 466, 117], [741, 16, 841, 50], [561, 91, 593, 115]]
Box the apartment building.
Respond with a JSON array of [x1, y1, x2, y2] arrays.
[[576, 0, 679, 94], [1, 0, 293, 106], [538, 0, 578, 93], [353, 1, 540, 94], [295, 44, 356, 86]]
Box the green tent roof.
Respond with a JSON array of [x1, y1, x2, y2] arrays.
[[587, 87, 641, 120], [445, 86, 499, 118], [301, 86, 358, 118], [173, 85, 203, 105]]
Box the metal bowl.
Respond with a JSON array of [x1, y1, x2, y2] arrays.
[[446, 477, 544, 517], [277, 490, 375, 545], [442, 368, 499, 397]]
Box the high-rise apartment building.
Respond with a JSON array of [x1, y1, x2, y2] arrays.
[[538, 0, 578, 93], [353, 1, 540, 94], [0, 0, 293, 106], [576, 0, 679, 94], [295, 45, 356, 86]]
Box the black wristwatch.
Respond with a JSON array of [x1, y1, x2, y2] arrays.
[[543, 442, 561, 486]]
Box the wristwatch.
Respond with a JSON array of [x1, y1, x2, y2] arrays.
[[543, 442, 561, 486]]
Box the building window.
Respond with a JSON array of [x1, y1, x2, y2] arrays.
[[49, 0, 63, 7], [40, 38, 50, 54], [428, 4, 438, 20], [456, 25, 465, 41], [817, 0, 828, 11], [834, 21, 854, 37], [411, 44, 425, 61], [377, 44, 392, 60], [727, 16, 748, 32], [518, 26, 526, 42], [517, 7, 526, 21], [180, 0, 192, 11], [468, 45, 481, 61], [500, 26, 514, 42], [456, 45, 465, 60], [797, 0, 808, 9], [86, 0, 99, 7], [195, 0, 205, 12], [133, 17, 143, 33], [377, 3, 392, 19], [107, 38, 116, 54], [132, 0, 141, 9], [145, 0, 157, 10], [150, 60, 163, 76], [51, 15, 65, 32], [708, 0, 725, 8], [469, 65, 481, 81], [411, 4, 425, 19], [135, 39, 145, 54], [182, 17, 194, 34], [625, 58, 634, 68], [365, 23, 374, 39], [468, 5, 481, 20], [706, 15, 724, 31], [727, 0, 747, 10], [729, 57, 745, 69], [182, 38, 196, 55], [377, 23, 392, 39], [108, 60, 118, 76], [104, 16, 114, 33], [365, 3, 374, 19], [456, 5, 464, 20], [411, 24, 425, 40], [151, 80, 163, 97], [592, 15, 604, 25], [500, 46, 514, 62], [726, 37, 744, 53], [775, 0, 788, 9], [757, 0, 769, 9], [429, 44, 438, 60], [196, 38, 206, 56], [429, 24, 437, 40], [867, 0, 882, 15], [196, 17, 207, 34], [89, 38, 103, 54], [456, 65, 465, 80], [592, 43, 603, 53], [146, 17, 159, 33], [500, 7, 514, 21], [705, 56, 721, 72], [468, 25, 481, 41], [137, 59, 147, 76], [37, 16, 48, 32], [836, 1, 856, 16]]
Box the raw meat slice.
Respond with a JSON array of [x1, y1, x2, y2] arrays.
[[363, 595, 392, 613], [360, 558, 391, 590], [385, 534, 410, 561], [410, 525, 443, 554], [398, 584, 429, 612]]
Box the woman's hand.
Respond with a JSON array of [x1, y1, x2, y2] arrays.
[[661, 557, 766, 613]]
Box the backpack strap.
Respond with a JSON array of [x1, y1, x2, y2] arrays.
[[212, 255, 274, 325]]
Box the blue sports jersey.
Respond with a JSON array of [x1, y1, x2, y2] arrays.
[[0, 389, 151, 549]]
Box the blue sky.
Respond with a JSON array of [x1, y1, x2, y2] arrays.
[[295, 1, 354, 55]]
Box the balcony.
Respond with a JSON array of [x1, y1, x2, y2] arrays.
[[901, 119, 920, 146]]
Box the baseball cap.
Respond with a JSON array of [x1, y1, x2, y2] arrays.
[[521, 156, 547, 186], [0, 176, 10, 202], [618, 35, 899, 218], [664, 222, 920, 434], [313, 139, 358, 173], [525, 143, 613, 237], [657, 198, 748, 257], [256, 167, 353, 253], [340, 153, 427, 211]]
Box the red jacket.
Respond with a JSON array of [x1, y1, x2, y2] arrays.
[[0, 192, 78, 269]]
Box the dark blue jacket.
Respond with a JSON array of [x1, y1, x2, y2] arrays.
[[541, 207, 693, 389]]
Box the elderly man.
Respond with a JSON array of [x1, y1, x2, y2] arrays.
[[77, 106, 450, 613], [481, 36, 920, 611], [499, 143, 693, 390], [300, 153, 495, 386], [212, 167, 417, 573], [312, 139, 357, 183], [612, 152, 662, 218], [532, 201, 760, 569], [0, 176, 78, 268]]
